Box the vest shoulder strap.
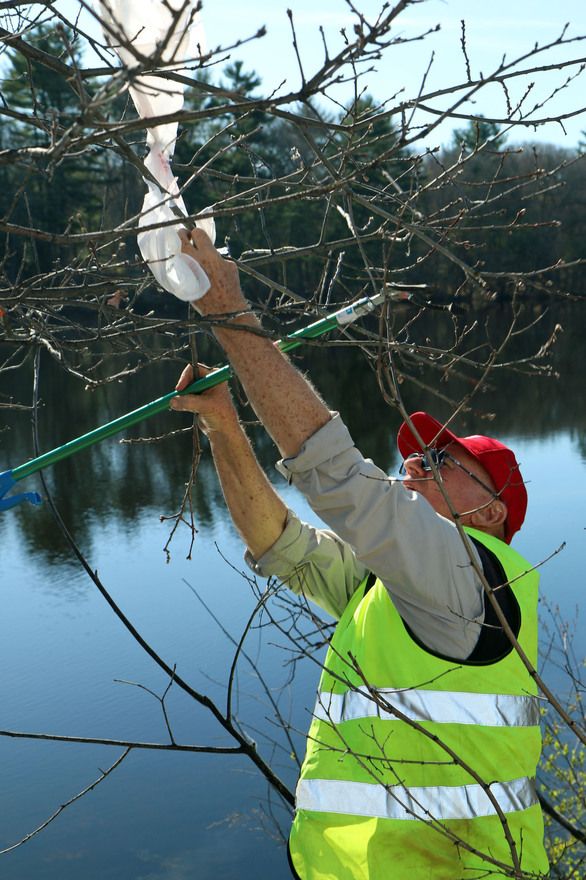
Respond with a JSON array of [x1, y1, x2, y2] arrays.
[[466, 536, 521, 664]]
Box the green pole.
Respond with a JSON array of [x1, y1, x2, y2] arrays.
[[11, 292, 387, 483]]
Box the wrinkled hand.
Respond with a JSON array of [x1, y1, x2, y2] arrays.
[[178, 228, 247, 316], [170, 363, 239, 436]]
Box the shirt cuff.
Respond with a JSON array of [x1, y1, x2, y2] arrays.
[[244, 509, 308, 578], [275, 412, 354, 482]]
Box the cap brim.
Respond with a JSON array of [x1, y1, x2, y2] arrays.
[[397, 412, 462, 459]]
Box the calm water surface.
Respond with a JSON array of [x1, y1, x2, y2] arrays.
[[0, 302, 584, 878]]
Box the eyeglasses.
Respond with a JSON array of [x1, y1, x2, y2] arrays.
[[400, 449, 497, 499], [399, 448, 448, 475]]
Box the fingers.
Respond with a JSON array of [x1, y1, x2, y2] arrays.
[[178, 229, 220, 288], [170, 393, 200, 413]]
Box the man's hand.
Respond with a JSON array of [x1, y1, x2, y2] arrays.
[[179, 228, 247, 317], [170, 363, 239, 436]]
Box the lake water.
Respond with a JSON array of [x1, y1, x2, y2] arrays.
[[0, 301, 584, 878]]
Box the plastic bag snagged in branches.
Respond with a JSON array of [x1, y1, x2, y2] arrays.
[[95, 0, 214, 301]]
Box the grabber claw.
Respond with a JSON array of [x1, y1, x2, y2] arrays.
[[0, 469, 42, 512]]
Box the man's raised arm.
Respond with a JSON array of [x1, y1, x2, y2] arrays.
[[171, 363, 288, 560], [179, 228, 331, 458]]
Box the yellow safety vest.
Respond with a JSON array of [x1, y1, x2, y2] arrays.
[[289, 528, 548, 879]]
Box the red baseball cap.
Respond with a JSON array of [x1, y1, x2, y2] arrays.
[[397, 412, 527, 542]]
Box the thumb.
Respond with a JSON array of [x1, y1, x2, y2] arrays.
[[175, 363, 194, 391], [175, 362, 214, 392], [189, 227, 215, 251]]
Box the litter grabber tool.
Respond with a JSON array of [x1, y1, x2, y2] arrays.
[[0, 289, 408, 512]]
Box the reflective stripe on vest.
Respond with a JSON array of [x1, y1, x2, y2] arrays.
[[296, 776, 538, 822], [314, 687, 540, 727]]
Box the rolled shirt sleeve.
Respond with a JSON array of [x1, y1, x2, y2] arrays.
[[246, 509, 367, 620], [265, 413, 486, 658]]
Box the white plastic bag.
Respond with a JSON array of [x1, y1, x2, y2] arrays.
[[95, 0, 214, 300]]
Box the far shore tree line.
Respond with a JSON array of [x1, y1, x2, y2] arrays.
[[2, 24, 586, 320]]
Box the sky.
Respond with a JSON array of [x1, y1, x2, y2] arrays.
[[52, 1, 586, 148]]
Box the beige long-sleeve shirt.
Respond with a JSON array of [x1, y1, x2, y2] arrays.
[[246, 413, 487, 659]]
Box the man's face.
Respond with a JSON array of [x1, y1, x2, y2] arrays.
[[401, 443, 499, 526]]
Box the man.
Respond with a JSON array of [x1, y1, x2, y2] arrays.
[[170, 228, 548, 879]]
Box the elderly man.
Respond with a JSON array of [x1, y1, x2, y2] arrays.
[[171, 229, 548, 880]]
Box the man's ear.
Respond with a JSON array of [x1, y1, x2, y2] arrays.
[[469, 499, 508, 532]]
